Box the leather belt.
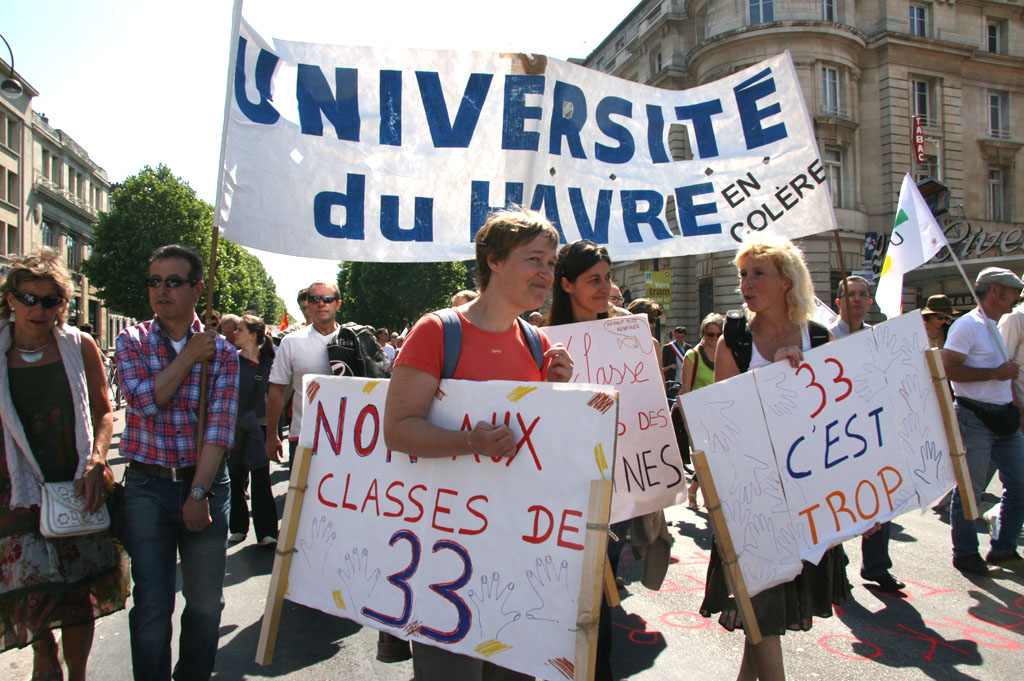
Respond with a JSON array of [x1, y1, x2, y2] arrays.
[[128, 460, 196, 482]]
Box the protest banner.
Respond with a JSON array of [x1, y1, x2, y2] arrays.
[[544, 315, 685, 523], [257, 376, 618, 681], [217, 12, 835, 263], [679, 311, 969, 599]]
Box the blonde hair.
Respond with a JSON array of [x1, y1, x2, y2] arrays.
[[0, 248, 73, 324], [734, 233, 816, 326]]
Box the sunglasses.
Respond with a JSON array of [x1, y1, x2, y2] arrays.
[[308, 295, 338, 304], [145, 275, 195, 289], [704, 331, 722, 338], [11, 291, 65, 309]]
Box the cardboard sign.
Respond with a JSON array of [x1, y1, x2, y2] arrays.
[[219, 12, 836, 262], [545, 316, 685, 522], [285, 376, 617, 680], [680, 312, 954, 596]]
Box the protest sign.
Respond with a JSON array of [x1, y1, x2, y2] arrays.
[[680, 312, 958, 597], [218, 12, 835, 262], [258, 376, 617, 680], [544, 315, 685, 523]]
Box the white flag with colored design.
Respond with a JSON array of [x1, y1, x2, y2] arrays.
[[875, 174, 949, 319]]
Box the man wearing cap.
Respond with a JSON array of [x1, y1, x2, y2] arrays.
[[942, 267, 1024, 575], [829, 276, 906, 593], [922, 294, 954, 348]]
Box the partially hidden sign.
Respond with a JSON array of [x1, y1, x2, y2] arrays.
[[285, 376, 618, 680], [680, 311, 955, 597], [545, 316, 685, 523]]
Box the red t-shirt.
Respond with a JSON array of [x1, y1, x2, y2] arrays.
[[396, 309, 551, 381]]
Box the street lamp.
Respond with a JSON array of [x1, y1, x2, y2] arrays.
[[1, 33, 24, 100]]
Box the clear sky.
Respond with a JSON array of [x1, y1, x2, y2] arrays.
[[3, 0, 639, 317]]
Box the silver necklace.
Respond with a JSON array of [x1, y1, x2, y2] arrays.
[[13, 338, 52, 363]]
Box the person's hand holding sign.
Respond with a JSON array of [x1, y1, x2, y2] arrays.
[[467, 422, 515, 458], [544, 343, 573, 383]]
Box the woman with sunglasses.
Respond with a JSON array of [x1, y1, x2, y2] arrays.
[[678, 312, 725, 510], [0, 250, 128, 681], [227, 315, 279, 547]]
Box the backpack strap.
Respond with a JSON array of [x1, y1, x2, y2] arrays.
[[435, 308, 462, 380], [516, 317, 544, 373], [808, 320, 829, 349], [723, 309, 752, 374]]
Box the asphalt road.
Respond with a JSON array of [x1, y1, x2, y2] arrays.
[[3, 409, 1022, 681]]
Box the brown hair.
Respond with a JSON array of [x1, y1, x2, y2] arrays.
[[547, 239, 613, 326], [0, 249, 73, 324], [239, 313, 275, 360], [474, 208, 559, 290]]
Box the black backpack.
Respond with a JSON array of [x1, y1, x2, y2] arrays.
[[723, 309, 829, 373], [327, 322, 388, 378]]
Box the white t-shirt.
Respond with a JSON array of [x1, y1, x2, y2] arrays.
[[945, 307, 1012, 404], [998, 307, 1024, 405], [269, 324, 338, 439], [381, 343, 396, 371]]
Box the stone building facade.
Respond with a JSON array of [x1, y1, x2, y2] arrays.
[[1, 59, 132, 350], [581, 0, 1023, 333]]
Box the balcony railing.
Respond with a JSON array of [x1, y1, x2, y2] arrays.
[[820, 106, 850, 119], [989, 128, 1012, 140]]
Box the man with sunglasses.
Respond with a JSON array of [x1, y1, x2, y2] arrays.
[[115, 244, 239, 681], [828, 276, 906, 593], [266, 280, 342, 465]]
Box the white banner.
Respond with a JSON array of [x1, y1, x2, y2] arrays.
[[679, 312, 955, 596], [287, 376, 617, 680], [544, 316, 685, 522], [218, 15, 835, 261]]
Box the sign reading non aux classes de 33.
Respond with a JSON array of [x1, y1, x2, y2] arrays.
[[264, 376, 618, 681]]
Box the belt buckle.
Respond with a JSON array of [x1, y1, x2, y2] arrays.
[[171, 467, 189, 482]]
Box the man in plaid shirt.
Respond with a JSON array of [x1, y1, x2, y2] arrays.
[[116, 244, 239, 681]]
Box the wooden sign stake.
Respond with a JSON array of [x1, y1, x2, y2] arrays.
[[924, 348, 978, 520], [574, 479, 613, 681], [256, 446, 314, 665], [691, 450, 762, 645]]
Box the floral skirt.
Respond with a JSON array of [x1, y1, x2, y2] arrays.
[[699, 539, 850, 636], [0, 502, 129, 651]]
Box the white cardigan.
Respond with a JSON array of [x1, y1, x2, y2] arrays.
[[0, 320, 94, 508]]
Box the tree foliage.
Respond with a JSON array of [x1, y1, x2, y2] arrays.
[[83, 165, 285, 323], [336, 261, 469, 331]]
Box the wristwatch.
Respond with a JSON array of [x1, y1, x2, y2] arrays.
[[190, 484, 209, 501]]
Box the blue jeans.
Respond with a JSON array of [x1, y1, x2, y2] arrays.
[[951, 404, 1024, 558], [124, 465, 230, 681]]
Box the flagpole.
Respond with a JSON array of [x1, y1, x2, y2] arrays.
[[832, 229, 850, 322]]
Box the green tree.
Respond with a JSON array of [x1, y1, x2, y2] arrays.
[[84, 165, 285, 323], [337, 261, 469, 331]]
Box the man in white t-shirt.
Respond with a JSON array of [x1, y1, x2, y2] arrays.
[[265, 280, 342, 463], [942, 267, 1024, 575], [377, 327, 395, 374]]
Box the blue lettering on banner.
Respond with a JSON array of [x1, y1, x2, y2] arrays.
[[381, 196, 434, 242], [646, 105, 670, 164], [550, 81, 588, 159], [674, 183, 721, 236], [674, 100, 724, 159], [470, 181, 525, 240], [416, 71, 493, 148], [595, 97, 635, 164], [314, 174, 366, 239], [621, 191, 672, 243], [530, 185, 568, 242], [296, 65, 359, 140], [733, 67, 787, 149], [569, 188, 613, 243], [234, 37, 280, 125], [379, 70, 402, 146], [502, 75, 544, 151]]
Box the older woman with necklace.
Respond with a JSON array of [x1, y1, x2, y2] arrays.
[[0, 250, 128, 681]]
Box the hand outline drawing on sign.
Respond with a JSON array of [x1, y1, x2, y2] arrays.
[[727, 453, 770, 506], [852, 361, 888, 402], [898, 374, 928, 410], [764, 372, 799, 417], [298, 515, 337, 578], [699, 400, 741, 453], [468, 572, 521, 640], [772, 523, 801, 563], [337, 546, 381, 613], [525, 556, 570, 624], [915, 440, 946, 486], [740, 509, 775, 555]]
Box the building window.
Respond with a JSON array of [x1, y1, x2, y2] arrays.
[[66, 233, 78, 271], [51, 158, 62, 187], [5, 169, 16, 205], [822, 0, 835, 21], [909, 4, 927, 37], [824, 147, 843, 207], [989, 91, 1010, 138], [42, 221, 56, 249], [912, 80, 930, 124], [655, 51, 662, 73], [988, 22, 1000, 52], [5, 223, 17, 256], [3, 117, 17, 153], [989, 168, 1005, 221], [698, 278, 714, 321], [822, 67, 840, 115], [915, 154, 939, 182], [749, 0, 774, 24]]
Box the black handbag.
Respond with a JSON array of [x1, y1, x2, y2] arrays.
[[957, 397, 1021, 437], [106, 477, 126, 546]]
